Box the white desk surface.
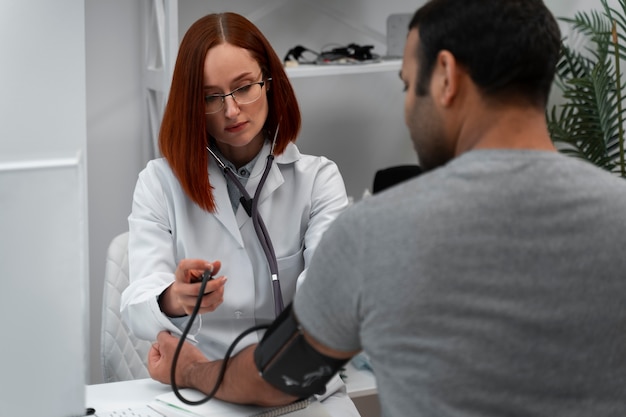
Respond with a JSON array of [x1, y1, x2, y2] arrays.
[[86, 362, 377, 414], [341, 362, 377, 398]]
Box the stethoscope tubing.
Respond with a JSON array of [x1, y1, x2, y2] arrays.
[[207, 138, 284, 317], [250, 155, 284, 315]]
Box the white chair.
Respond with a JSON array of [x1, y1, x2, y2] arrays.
[[101, 231, 152, 382]]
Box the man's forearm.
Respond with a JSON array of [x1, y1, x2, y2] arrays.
[[186, 344, 299, 407]]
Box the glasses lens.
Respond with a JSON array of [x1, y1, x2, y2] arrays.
[[204, 81, 265, 114], [205, 95, 223, 114], [233, 82, 263, 105]]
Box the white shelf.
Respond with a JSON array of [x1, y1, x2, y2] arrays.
[[285, 59, 401, 78]]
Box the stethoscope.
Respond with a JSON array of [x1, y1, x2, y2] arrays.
[[205, 126, 284, 317]]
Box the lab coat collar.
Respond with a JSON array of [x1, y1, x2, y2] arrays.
[[274, 141, 301, 164], [209, 141, 301, 246], [237, 142, 301, 225]]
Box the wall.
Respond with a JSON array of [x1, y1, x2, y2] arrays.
[[85, 0, 145, 384], [84, 0, 608, 385], [0, 0, 88, 414]]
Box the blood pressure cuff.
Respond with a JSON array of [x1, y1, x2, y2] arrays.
[[254, 303, 348, 399]]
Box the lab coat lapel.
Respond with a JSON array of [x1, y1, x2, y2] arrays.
[[261, 161, 284, 203], [240, 157, 283, 227], [241, 142, 301, 219], [209, 162, 244, 247]]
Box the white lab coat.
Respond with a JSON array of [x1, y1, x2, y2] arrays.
[[120, 142, 349, 360]]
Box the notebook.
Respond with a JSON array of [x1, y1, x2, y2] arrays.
[[149, 389, 331, 417], [94, 405, 166, 416]]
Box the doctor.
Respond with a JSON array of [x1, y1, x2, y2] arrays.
[[120, 12, 354, 412]]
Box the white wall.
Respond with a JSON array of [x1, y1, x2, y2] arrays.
[[85, 0, 145, 384], [0, 0, 88, 414], [84, 0, 608, 384]]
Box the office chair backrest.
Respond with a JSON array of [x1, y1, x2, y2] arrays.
[[373, 164, 422, 194], [101, 231, 152, 382]]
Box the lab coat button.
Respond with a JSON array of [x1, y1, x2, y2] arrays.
[[234, 310, 243, 318]]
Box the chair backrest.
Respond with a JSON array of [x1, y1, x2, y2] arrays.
[[101, 231, 152, 382], [373, 164, 422, 194]]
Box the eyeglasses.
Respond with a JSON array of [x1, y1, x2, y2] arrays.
[[204, 78, 272, 114]]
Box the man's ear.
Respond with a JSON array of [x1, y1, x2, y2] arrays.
[[432, 50, 460, 107]]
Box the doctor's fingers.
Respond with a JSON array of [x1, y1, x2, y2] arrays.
[[175, 259, 221, 283], [196, 289, 225, 315], [168, 276, 224, 311], [179, 282, 225, 315], [175, 275, 227, 297]]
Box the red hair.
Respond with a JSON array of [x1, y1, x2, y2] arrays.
[[159, 12, 301, 212]]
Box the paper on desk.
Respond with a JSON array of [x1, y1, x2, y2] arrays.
[[151, 389, 329, 417], [150, 389, 263, 416]]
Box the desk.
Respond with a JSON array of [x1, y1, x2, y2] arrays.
[[86, 378, 170, 413], [86, 363, 377, 415], [341, 363, 377, 399]]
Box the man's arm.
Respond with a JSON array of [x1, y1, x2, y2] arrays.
[[302, 331, 359, 361], [148, 331, 296, 407], [148, 328, 358, 407]]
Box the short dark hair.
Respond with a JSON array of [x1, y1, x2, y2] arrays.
[[409, 0, 561, 106]]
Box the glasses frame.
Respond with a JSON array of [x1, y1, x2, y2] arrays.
[[204, 78, 272, 115]]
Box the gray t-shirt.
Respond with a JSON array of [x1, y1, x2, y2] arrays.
[[295, 150, 626, 417]]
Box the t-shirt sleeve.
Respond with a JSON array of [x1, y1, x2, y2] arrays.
[[294, 207, 364, 352]]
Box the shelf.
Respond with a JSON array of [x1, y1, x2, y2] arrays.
[[285, 59, 401, 78]]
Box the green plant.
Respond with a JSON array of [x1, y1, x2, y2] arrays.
[[547, 0, 626, 177]]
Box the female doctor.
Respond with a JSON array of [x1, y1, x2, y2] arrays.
[[120, 12, 358, 415]]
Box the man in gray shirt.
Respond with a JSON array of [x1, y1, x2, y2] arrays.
[[147, 0, 626, 415]]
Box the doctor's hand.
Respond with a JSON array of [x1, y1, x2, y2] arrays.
[[159, 259, 227, 317]]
